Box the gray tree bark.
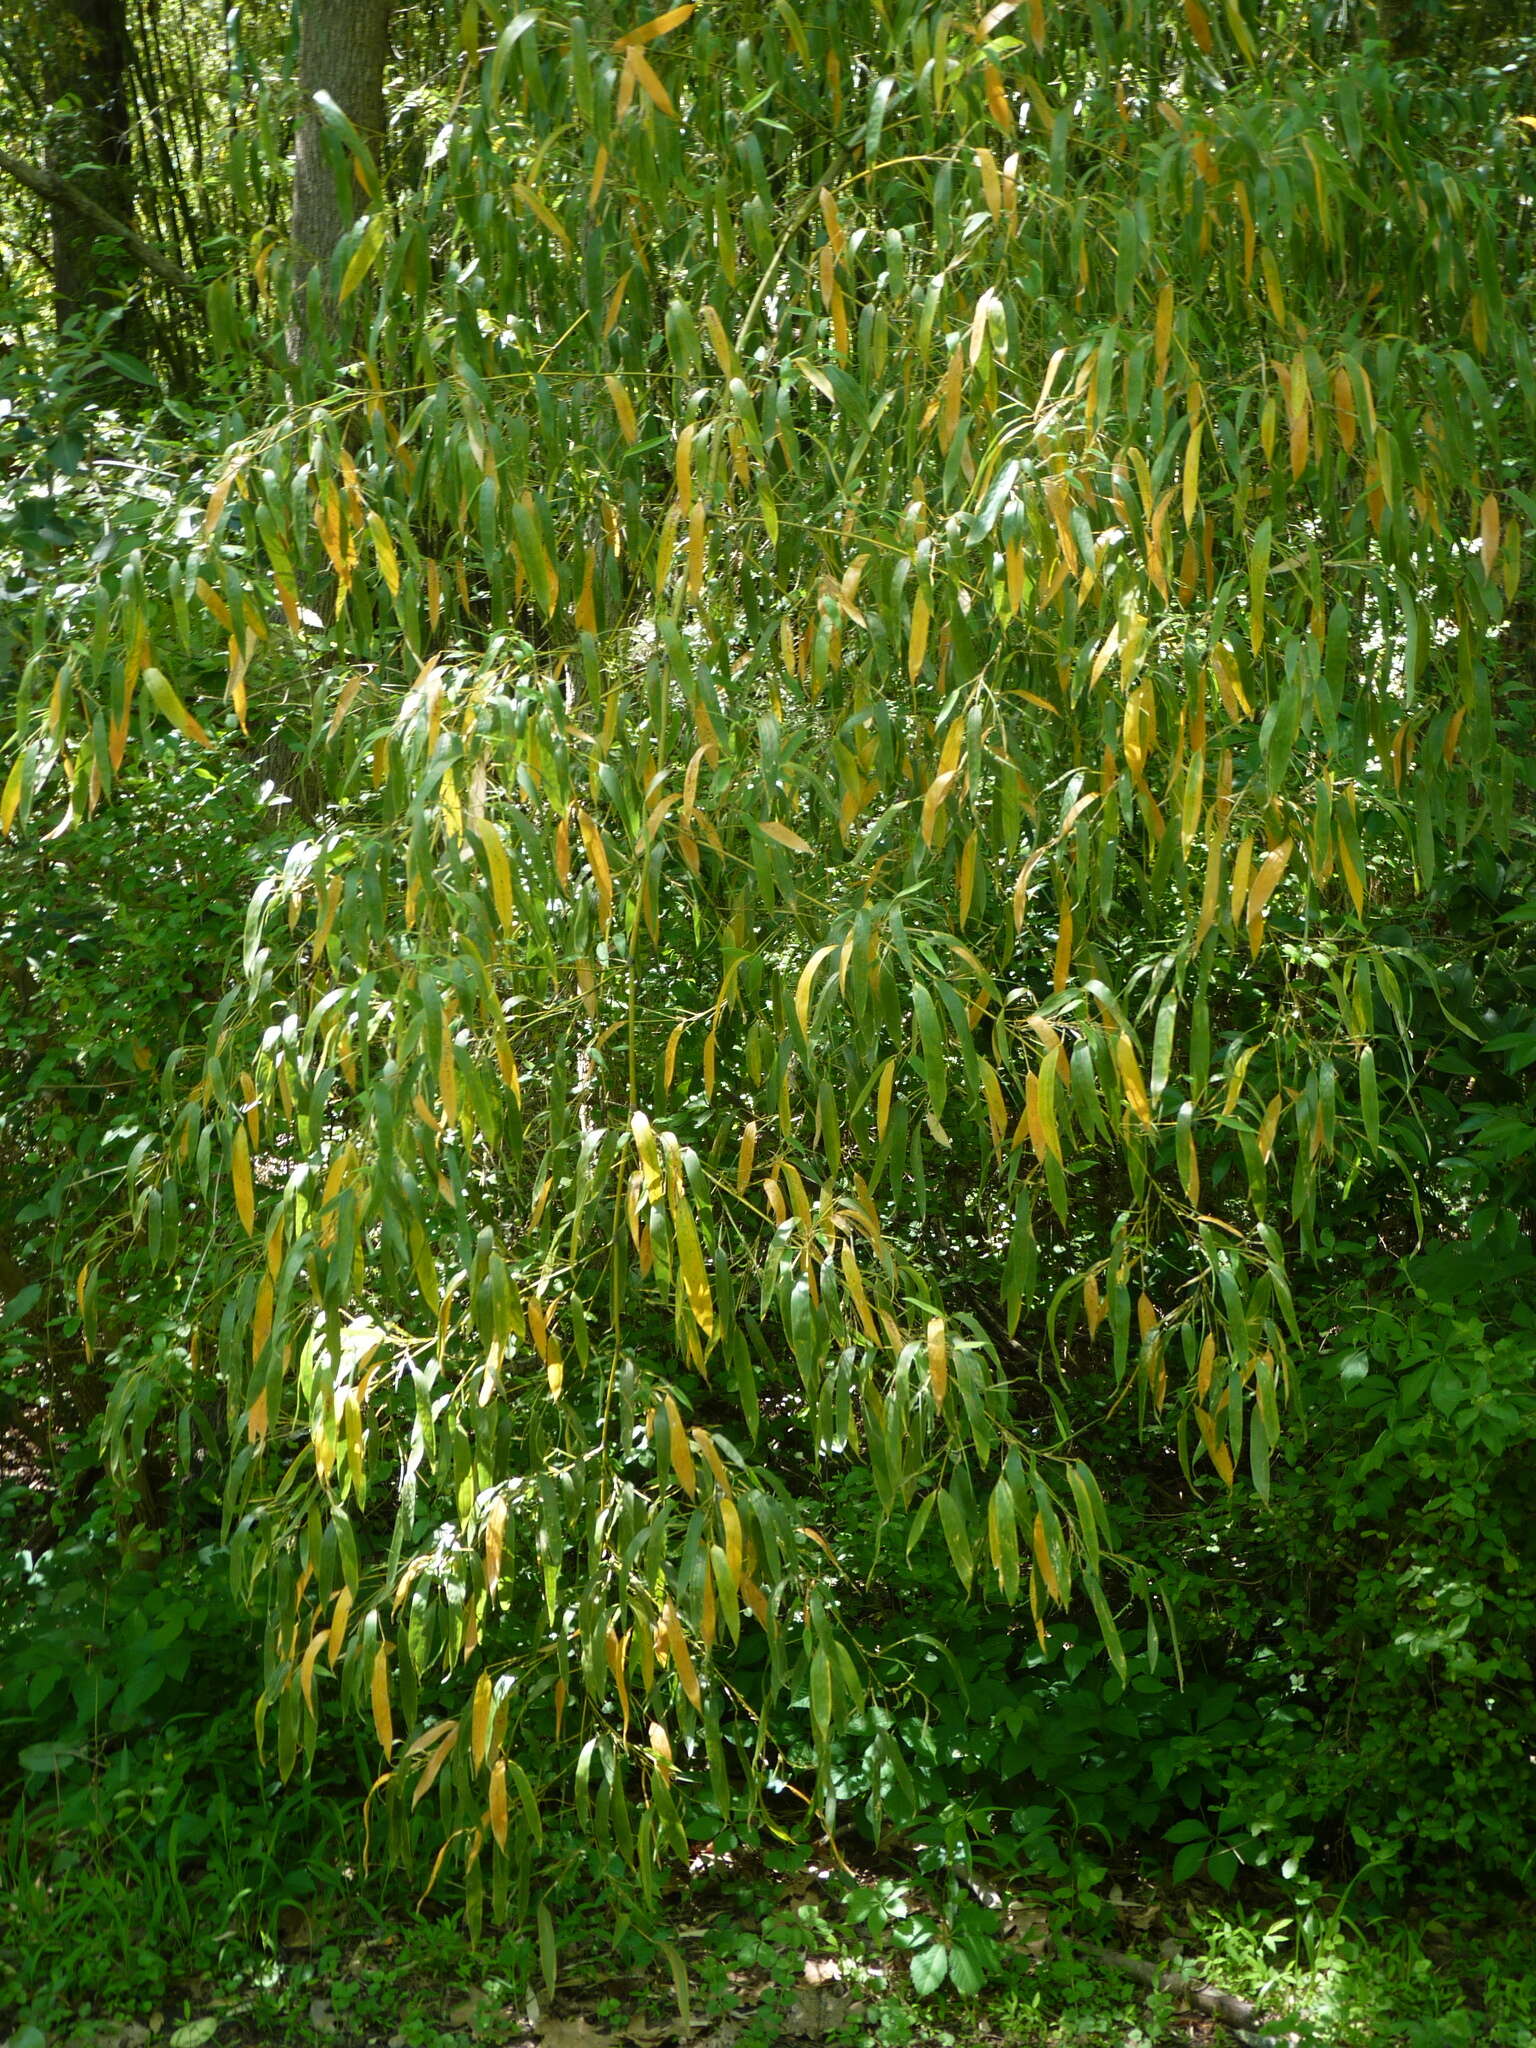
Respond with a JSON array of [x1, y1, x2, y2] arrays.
[[292, 0, 393, 281]]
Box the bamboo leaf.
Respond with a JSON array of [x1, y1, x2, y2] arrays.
[[231, 1125, 256, 1235], [758, 819, 813, 854], [142, 668, 210, 746], [926, 1315, 948, 1408], [371, 1643, 394, 1754]]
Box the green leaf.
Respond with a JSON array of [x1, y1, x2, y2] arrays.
[[910, 1943, 949, 1996], [936, 1487, 974, 1593]]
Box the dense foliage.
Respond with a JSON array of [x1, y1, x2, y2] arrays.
[[4, 0, 1536, 2003]]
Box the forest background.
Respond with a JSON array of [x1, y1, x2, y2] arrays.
[[2, 0, 1536, 2042]]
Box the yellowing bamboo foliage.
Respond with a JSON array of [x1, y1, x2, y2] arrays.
[[9, 0, 1534, 1920]]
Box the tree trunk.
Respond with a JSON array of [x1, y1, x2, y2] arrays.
[[43, 0, 135, 331], [292, 0, 392, 280], [1373, 0, 1425, 55]]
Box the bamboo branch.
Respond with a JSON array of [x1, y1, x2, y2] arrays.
[[0, 144, 202, 296]]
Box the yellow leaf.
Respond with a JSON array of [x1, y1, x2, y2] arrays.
[[411, 1721, 459, 1809], [631, 1135, 668, 1245], [1229, 832, 1255, 929], [299, 1630, 328, 1714], [1154, 280, 1174, 381], [940, 344, 964, 449], [337, 214, 386, 304], [759, 818, 813, 854], [143, 667, 211, 747], [908, 587, 931, 681], [926, 1314, 949, 1408], [665, 1600, 702, 1709], [839, 1240, 877, 1338], [958, 829, 978, 926], [735, 1119, 758, 1194], [1245, 837, 1294, 956], [664, 1392, 697, 1496], [796, 358, 837, 403], [687, 498, 707, 600], [569, 550, 595, 636], [975, 146, 1002, 222], [671, 1194, 715, 1340], [983, 60, 1014, 133], [252, 1274, 274, 1362], [489, 1757, 509, 1849], [484, 1496, 508, 1599], [327, 1585, 354, 1668], [1084, 1272, 1105, 1337], [675, 421, 696, 507], [1182, 419, 1202, 528], [371, 1643, 394, 1754], [1333, 363, 1357, 454], [472, 819, 515, 932], [1480, 492, 1501, 576], [969, 286, 998, 368], [626, 43, 676, 117], [1223, 0, 1258, 62], [1114, 1032, 1155, 1129], [1257, 1091, 1283, 1163], [1260, 246, 1286, 325], [366, 511, 400, 596], [605, 373, 639, 445], [1, 755, 24, 837], [231, 1124, 256, 1235], [700, 303, 735, 375], [512, 181, 571, 250], [876, 1056, 896, 1140], [602, 268, 632, 339], [615, 2, 694, 45], [795, 945, 835, 1038], [1336, 824, 1365, 916], [1196, 1332, 1217, 1398], [663, 1019, 687, 1094], [1036, 1048, 1063, 1162], [201, 468, 237, 538], [606, 1624, 631, 1733], [576, 808, 614, 928]]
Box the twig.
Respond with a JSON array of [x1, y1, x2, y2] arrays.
[[1087, 1943, 1318, 2048], [0, 144, 202, 296]]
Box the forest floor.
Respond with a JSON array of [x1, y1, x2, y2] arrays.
[[4, 1842, 1533, 2048]]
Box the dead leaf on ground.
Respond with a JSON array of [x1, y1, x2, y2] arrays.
[[535, 2019, 613, 2048], [780, 1985, 857, 2039], [1109, 1884, 1162, 1930], [1004, 1899, 1053, 1956], [689, 2023, 744, 2048]]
